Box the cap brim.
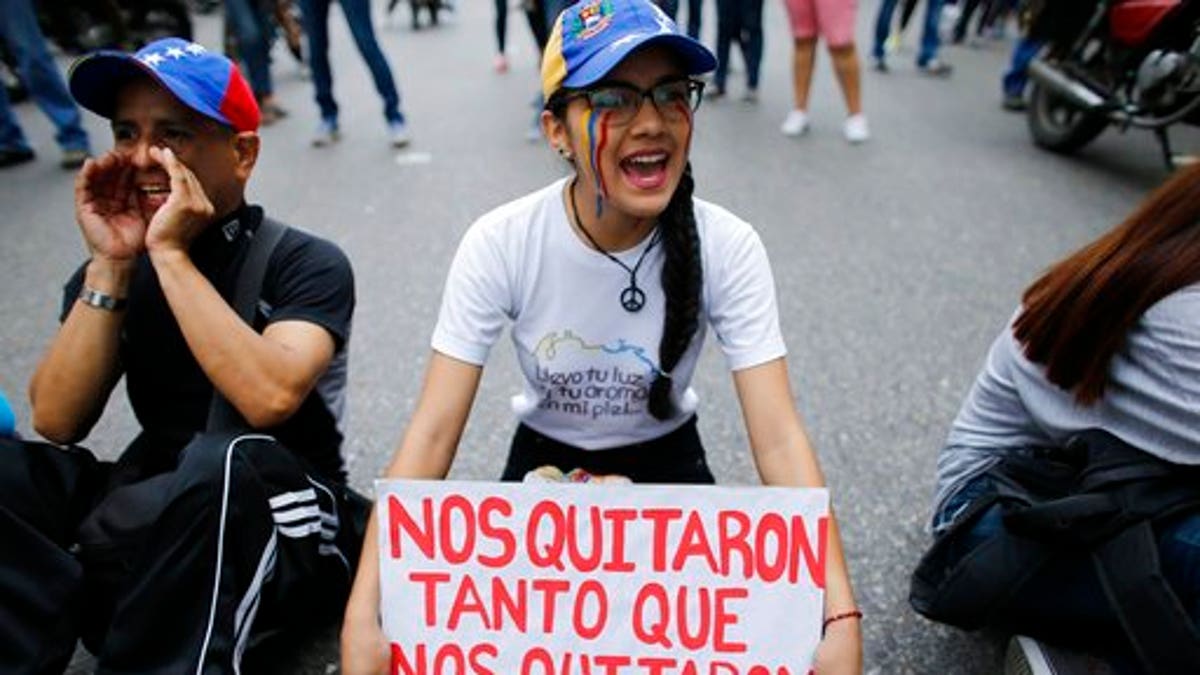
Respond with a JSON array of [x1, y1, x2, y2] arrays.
[[68, 51, 152, 120], [68, 51, 233, 128], [562, 32, 717, 90]]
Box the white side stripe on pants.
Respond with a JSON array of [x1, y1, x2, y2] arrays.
[[270, 477, 350, 572], [307, 477, 351, 573], [268, 488, 317, 510], [233, 530, 278, 675], [196, 434, 275, 675], [272, 504, 321, 524]]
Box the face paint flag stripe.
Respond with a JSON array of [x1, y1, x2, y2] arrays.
[[594, 111, 611, 218], [578, 108, 596, 216], [587, 108, 604, 217]]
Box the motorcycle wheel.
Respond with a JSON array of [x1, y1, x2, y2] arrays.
[[1027, 81, 1109, 154]]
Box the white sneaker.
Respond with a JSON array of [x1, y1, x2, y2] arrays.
[[1004, 636, 1119, 675], [843, 113, 870, 144], [311, 119, 339, 147], [388, 120, 412, 148], [780, 109, 809, 136]]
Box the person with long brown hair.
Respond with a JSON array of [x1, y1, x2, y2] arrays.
[[921, 163, 1200, 672]]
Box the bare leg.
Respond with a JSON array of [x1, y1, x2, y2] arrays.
[[791, 37, 818, 111], [829, 43, 863, 115]]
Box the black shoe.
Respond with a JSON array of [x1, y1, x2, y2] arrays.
[[873, 58, 889, 73], [1002, 93, 1027, 112], [0, 147, 35, 168], [60, 149, 90, 170], [917, 59, 953, 77], [258, 102, 289, 126]]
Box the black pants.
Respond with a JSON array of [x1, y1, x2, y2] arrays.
[[657, 0, 703, 39], [501, 416, 716, 484], [0, 433, 361, 675], [713, 0, 764, 91]]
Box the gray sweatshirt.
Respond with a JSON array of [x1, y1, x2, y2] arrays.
[[933, 284, 1200, 533]]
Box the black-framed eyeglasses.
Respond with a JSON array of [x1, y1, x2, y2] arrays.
[[566, 78, 705, 125]]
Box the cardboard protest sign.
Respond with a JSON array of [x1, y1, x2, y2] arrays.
[[378, 480, 829, 675]]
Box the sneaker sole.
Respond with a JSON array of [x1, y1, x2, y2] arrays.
[[0, 154, 35, 168], [918, 66, 953, 77], [312, 133, 340, 147], [60, 152, 89, 169], [1005, 636, 1055, 675]]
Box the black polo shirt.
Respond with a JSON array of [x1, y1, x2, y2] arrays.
[[62, 205, 354, 483]]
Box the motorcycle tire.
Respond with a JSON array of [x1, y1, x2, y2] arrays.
[[1027, 81, 1108, 154]]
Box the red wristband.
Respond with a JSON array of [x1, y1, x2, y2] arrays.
[[822, 609, 863, 635]]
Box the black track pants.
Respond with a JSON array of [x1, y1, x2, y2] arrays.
[[0, 433, 362, 675]]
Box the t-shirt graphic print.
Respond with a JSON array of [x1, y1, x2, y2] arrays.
[[526, 329, 658, 420]]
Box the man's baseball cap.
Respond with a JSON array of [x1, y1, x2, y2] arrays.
[[541, 0, 717, 100], [68, 37, 260, 132]]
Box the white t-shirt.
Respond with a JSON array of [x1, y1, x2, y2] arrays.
[[432, 178, 786, 449]]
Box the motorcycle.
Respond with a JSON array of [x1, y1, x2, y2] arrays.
[[1025, 0, 1200, 168]]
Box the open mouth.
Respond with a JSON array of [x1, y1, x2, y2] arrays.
[[619, 151, 669, 190], [138, 183, 171, 213]]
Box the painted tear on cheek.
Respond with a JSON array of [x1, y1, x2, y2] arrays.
[[592, 112, 611, 219], [578, 109, 597, 216], [579, 109, 608, 218], [577, 110, 592, 187], [577, 110, 594, 216]]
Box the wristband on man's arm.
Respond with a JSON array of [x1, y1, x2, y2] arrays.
[[79, 287, 128, 312]]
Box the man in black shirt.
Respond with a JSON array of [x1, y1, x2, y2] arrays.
[[1, 38, 358, 674]]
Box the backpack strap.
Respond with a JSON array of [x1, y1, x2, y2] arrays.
[[1094, 523, 1200, 673], [205, 217, 289, 433]]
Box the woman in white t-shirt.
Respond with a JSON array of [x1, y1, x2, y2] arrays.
[[341, 0, 862, 672]]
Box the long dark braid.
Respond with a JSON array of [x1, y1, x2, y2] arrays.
[[648, 163, 702, 420]]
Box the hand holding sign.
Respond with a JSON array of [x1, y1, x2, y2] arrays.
[[341, 619, 391, 675], [812, 617, 864, 675], [377, 480, 829, 675], [523, 465, 633, 485]]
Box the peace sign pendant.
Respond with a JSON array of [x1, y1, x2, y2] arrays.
[[620, 286, 646, 312]]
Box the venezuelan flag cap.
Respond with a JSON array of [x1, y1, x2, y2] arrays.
[[69, 38, 260, 132], [541, 0, 716, 101]]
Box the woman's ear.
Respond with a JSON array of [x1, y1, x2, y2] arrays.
[[540, 109, 572, 161], [232, 132, 261, 181]]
